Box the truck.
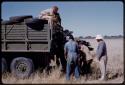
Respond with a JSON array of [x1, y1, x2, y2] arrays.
[[1, 15, 94, 79], [1, 15, 62, 78]]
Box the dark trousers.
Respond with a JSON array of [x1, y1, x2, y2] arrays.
[[56, 49, 66, 71]]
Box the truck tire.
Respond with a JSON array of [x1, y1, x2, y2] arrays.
[[1, 20, 19, 25], [10, 57, 34, 78], [2, 58, 7, 73], [9, 15, 33, 23]]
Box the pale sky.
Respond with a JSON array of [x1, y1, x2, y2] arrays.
[[2, 1, 123, 37]]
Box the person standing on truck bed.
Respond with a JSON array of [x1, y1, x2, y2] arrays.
[[39, 6, 66, 72], [38, 6, 61, 29]]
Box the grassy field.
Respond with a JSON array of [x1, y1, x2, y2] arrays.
[[2, 39, 124, 84]]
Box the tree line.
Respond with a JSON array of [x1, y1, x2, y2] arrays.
[[77, 35, 123, 39]]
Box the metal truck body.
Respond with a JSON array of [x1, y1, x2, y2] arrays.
[[1, 17, 53, 78]]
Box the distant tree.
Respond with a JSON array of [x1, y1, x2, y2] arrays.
[[104, 35, 123, 39], [104, 35, 109, 39], [118, 35, 123, 38], [79, 36, 84, 39], [85, 36, 94, 39]]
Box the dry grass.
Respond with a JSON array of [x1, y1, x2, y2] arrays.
[[2, 39, 124, 84]]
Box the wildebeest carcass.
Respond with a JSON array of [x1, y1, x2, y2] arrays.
[[62, 39, 94, 79], [77, 40, 94, 76]]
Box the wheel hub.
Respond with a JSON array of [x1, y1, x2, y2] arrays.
[[16, 62, 27, 73]]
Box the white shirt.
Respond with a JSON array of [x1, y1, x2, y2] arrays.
[[38, 8, 53, 19]]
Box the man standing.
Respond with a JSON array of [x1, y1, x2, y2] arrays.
[[95, 35, 107, 80], [64, 35, 79, 80]]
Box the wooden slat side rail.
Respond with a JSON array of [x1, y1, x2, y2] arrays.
[[1, 23, 51, 52]]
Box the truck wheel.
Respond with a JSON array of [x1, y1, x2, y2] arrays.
[[10, 57, 34, 78], [2, 58, 7, 73]]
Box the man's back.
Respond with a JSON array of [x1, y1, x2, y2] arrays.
[[65, 39, 80, 80], [65, 39, 78, 55], [96, 40, 107, 59]]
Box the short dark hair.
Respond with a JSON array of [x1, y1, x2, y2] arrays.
[[53, 6, 58, 10], [69, 35, 74, 40]]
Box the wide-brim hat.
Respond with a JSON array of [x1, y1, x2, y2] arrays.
[[95, 35, 103, 40]]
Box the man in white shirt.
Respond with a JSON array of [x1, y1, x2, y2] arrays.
[[38, 6, 61, 29]]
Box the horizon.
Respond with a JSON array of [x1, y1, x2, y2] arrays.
[[1, 1, 123, 37], [76, 34, 123, 37]]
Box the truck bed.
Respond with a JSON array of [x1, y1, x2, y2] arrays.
[[1, 23, 51, 52]]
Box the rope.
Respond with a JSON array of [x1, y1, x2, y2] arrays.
[[5, 24, 14, 35]]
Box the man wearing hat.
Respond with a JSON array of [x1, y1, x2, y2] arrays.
[[95, 35, 107, 80]]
